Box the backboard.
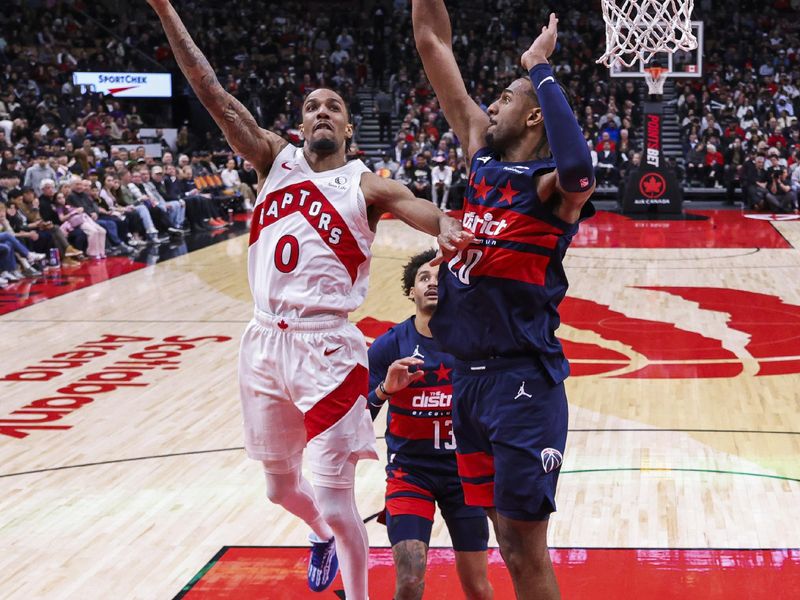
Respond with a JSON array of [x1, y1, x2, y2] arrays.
[[609, 21, 704, 78]]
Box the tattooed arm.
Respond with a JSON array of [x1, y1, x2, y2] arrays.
[[147, 0, 286, 180]]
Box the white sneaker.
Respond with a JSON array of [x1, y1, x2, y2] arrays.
[[0, 276, 8, 287], [28, 251, 47, 262], [1, 270, 22, 282]]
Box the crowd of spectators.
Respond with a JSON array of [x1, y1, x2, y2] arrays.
[[372, 0, 798, 210], [1, 0, 799, 288], [674, 1, 799, 211]]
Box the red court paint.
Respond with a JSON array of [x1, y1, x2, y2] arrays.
[[570, 210, 791, 249], [438, 209, 791, 249], [560, 295, 742, 378], [358, 287, 800, 379], [177, 547, 800, 599], [643, 287, 800, 376], [0, 258, 144, 316]]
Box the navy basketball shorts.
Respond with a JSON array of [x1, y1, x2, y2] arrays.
[[452, 356, 568, 521], [384, 463, 490, 552]]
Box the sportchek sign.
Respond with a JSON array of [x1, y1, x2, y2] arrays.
[[72, 72, 172, 98]]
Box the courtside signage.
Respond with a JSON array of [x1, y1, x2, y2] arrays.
[[72, 72, 172, 97]]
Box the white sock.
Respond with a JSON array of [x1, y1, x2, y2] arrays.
[[314, 469, 369, 600]]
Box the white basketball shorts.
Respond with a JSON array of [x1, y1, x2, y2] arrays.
[[238, 308, 378, 479]]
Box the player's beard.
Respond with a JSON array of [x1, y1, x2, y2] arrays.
[[485, 129, 506, 154], [310, 136, 339, 154]]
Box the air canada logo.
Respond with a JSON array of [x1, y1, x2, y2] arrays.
[[357, 287, 800, 379], [541, 448, 563, 473], [639, 172, 666, 198]]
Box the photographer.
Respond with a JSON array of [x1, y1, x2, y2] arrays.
[[764, 156, 798, 213]]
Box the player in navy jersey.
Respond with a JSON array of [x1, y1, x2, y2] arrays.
[[413, 4, 596, 599], [368, 249, 492, 600]]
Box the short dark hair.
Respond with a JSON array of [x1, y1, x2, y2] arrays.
[[401, 249, 438, 296]]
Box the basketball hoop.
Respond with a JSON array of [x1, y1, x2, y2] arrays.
[[597, 0, 699, 68], [644, 66, 667, 95]]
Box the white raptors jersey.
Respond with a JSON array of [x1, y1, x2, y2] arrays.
[[248, 144, 374, 319]]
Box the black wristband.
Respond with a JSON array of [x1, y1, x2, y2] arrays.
[[378, 381, 392, 397]]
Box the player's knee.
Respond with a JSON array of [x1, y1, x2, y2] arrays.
[[461, 574, 494, 600], [395, 571, 425, 600], [497, 536, 550, 577], [460, 578, 493, 600], [318, 503, 350, 532], [264, 478, 297, 508]]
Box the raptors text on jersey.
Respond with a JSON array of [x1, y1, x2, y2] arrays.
[[248, 145, 375, 319]]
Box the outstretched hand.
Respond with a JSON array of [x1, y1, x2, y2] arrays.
[[521, 12, 559, 70], [432, 216, 474, 266], [383, 357, 426, 394]]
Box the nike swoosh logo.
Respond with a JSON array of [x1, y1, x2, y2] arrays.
[[324, 346, 344, 356], [281, 162, 293, 170], [537, 76, 555, 89]]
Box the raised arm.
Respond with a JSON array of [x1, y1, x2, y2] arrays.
[[523, 14, 596, 222], [361, 172, 473, 264], [411, 0, 489, 161], [146, 0, 286, 178]]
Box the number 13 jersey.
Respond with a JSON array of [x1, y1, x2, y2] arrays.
[[248, 144, 374, 319], [368, 317, 458, 476]]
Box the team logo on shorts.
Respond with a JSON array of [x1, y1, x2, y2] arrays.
[[514, 381, 532, 400], [541, 448, 563, 473]]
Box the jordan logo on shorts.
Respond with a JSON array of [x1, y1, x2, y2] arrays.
[[411, 345, 425, 360], [515, 381, 532, 400], [541, 448, 563, 473]]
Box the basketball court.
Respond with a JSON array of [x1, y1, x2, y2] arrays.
[[2, 1, 799, 598], [1, 208, 799, 598]]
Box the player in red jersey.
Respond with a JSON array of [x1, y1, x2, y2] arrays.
[[413, 3, 596, 599], [147, 2, 472, 598]]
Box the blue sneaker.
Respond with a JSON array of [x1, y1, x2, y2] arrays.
[[308, 533, 338, 592]]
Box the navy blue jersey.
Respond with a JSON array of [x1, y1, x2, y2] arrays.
[[368, 317, 457, 475], [429, 147, 595, 384]]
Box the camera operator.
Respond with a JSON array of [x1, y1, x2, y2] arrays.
[[765, 155, 798, 213]]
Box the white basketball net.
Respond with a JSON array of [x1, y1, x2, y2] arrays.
[[596, 0, 698, 68]]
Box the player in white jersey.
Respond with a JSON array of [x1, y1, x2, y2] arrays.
[[147, 2, 472, 598]]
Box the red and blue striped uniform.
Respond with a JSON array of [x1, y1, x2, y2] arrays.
[[430, 147, 595, 384], [368, 317, 457, 475], [429, 146, 595, 521], [368, 317, 488, 550]]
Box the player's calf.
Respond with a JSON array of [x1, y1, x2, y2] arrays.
[[454, 551, 494, 600]]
